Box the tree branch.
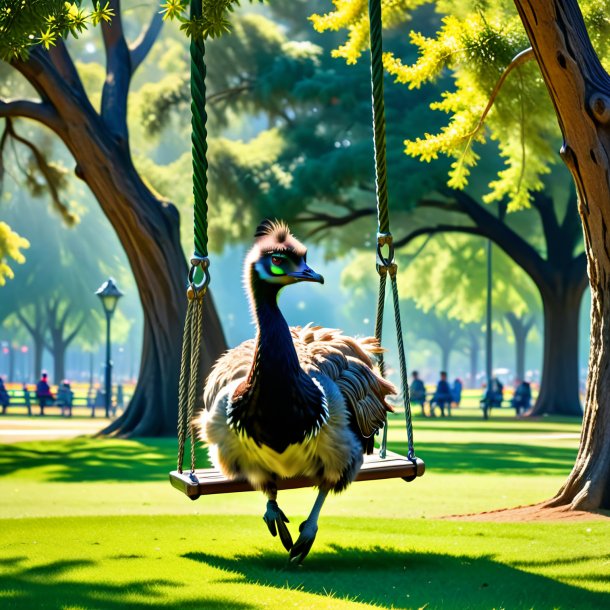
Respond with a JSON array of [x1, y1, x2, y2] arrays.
[[0, 99, 61, 132], [64, 315, 85, 347], [16, 311, 37, 338], [448, 189, 551, 288], [464, 47, 535, 143], [47, 41, 85, 92], [101, 0, 131, 140], [394, 224, 486, 249], [5, 119, 76, 225], [296, 207, 377, 237], [130, 10, 164, 73]]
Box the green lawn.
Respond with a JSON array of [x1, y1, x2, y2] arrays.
[[1, 401, 608, 609]]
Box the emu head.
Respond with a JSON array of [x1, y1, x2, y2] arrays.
[[246, 219, 324, 287]]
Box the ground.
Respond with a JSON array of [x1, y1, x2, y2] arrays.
[[0, 392, 608, 609]]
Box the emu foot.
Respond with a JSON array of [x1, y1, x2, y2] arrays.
[[289, 519, 318, 564], [263, 500, 293, 551]]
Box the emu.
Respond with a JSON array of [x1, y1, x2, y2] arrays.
[[197, 219, 395, 563]]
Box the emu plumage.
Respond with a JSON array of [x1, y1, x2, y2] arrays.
[[196, 220, 395, 562]]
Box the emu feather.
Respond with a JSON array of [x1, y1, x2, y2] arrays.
[[195, 220, 396, 563]]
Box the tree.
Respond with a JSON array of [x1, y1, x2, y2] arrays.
[[313, 0, 609, 508], [0, 2, 227, 435], [397, 232, 542, 383], [512, 0, 610, 514]]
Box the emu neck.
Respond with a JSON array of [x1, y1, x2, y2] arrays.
[[229, 267, 325, 452], [250, 277, 301, 379]]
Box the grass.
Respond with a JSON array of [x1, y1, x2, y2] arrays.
[[0, 399, 608, 609]]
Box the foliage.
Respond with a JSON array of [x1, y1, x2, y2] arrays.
[[137, 2, 452, 255], [398, 233, 539, 325], [311, 0, 610, 210], [0, 220, 28, 286], [162, 0, 263, 40], [0, 0, 113, 60]]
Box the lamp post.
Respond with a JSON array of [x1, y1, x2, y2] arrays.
[[96, 278, 123, 418]]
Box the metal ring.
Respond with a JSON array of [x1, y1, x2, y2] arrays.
[[376, 232, 395, 272], [188, 255, 210, 296]]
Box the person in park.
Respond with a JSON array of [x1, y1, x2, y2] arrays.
[[35, 372, 54, 416], [512, 379, 532, 416], [431, 371, 453, 417], [451, 378, 463, 409], [410, 371, 427, 416], [56, 380, 74, 417], [481, 378, 504, 419], [0, 377, 9, 415]]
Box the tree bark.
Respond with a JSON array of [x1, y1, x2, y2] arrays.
[[532, 283, 585, 416], [6, 41, 227, 435], [504, 313, 534, 382], [514, 0, 610, 509]]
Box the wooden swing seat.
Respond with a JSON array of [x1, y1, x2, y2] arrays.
[[169, 450, 425, 500]]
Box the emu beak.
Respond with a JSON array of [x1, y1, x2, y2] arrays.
[[289, 264, 324, 284]]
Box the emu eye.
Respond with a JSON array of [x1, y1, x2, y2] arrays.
[[271, 256, 283, 266]]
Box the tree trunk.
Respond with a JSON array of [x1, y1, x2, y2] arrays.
[[8, 344, 15, 382], [52, 344, 65, 385], [504, 313, 533, 381], [514, 0, 610, 509], [32, 335, 44, 382], [13, 48, 227, 436], [532, 288, 583, 416]]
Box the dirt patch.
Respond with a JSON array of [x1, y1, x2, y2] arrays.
[[444, 503, 610, 522]]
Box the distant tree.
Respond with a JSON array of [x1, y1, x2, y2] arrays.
[[401, 233, 541, 386], [0, 1, 228, 435]]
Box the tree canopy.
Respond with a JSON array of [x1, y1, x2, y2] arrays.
[[311, 0, 610, 210]]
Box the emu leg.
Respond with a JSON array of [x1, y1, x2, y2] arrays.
[[289, 488, 328, 564], [262, 485, 293, 551]]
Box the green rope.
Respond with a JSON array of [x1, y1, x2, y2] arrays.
[[177, 0, 210, 475], [191, 0, 208, 259], [368, 0, 389, 236], [368, 0, 416, 461]]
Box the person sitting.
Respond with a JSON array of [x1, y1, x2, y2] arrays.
[[511, 379, 531, 416], [451, 377, 463, 408], [0, 377, 9, 415], [56, 380, 74, 417], [410, 371, 427, 416], [35, 372, 54, 416], [481, 377, 504, 419], [431, 371, 453, 417]]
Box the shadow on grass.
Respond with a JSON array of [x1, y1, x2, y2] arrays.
[[388, 441, 577, 475], [0, 437, 211, 483], [0, 556, 253, 610], [184, 546, 608, 610], [0, 433, 576, 483]]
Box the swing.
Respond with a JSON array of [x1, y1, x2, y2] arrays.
[[169, 0, 425, 500]]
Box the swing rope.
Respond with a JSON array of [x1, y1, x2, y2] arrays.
[[176, 0, 416, 475], [367, 0, 416, 462], [177, 0, 208, 475]]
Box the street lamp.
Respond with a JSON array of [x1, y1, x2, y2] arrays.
[[96, 277, 123, 418]]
